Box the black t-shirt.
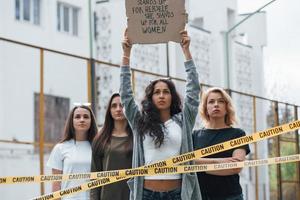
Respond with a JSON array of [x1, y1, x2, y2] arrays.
[[193, 127, 250, 199]]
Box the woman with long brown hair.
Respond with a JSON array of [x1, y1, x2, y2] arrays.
[[47, 104, 98, 200], [90, 93, 133, 200]]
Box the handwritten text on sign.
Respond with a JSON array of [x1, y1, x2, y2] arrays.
[[126, 0, 186, 44]]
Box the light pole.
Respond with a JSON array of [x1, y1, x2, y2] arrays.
[[88, 0, 96, 113], [224, 0, 277, 89], [224, 1, 277, 200]]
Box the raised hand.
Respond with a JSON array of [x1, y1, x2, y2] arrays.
[[122, 29, 132, 56], [180, 30, 192, 60]]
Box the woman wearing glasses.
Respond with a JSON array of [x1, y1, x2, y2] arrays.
[[120, 30, 202, 200], [193, 87, 250, 200], [47, 104, 98, 200], [90, 93, 133, 200]]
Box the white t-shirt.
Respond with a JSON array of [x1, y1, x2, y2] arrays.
[[143, 119, 182, 180], [47, 139, 92, 200]]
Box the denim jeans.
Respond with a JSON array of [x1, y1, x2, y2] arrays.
[[142, 188, 181, 200], [203, 193, 244, 200]]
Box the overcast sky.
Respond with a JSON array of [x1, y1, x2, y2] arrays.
[[238, 0, 300, 106]]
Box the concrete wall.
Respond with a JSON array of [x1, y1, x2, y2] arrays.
[[188, 0, 237, 87], [236, 12, 267, 97]]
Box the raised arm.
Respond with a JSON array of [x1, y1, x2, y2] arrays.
[[180, 30, 200, 123], [180, 30, 192, 61], [120, 29, 141, 127], [121, 29, 131, 66]]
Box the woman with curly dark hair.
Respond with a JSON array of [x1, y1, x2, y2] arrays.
[[90, 93, 133, 200], [119, 30, 202, 200]]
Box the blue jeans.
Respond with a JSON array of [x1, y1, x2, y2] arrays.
[[203, 193, 244, 200], [142, 188, 181, 200]]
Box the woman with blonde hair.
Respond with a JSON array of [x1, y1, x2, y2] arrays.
[[193, 87, 250, 200]]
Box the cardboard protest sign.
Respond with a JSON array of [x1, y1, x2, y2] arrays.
[[126, 0, 186, 44]]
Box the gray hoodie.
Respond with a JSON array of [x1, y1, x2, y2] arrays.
[[120, 60, 202, 200]]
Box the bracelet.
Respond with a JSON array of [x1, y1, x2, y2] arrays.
[[123, 56, 130, 60]]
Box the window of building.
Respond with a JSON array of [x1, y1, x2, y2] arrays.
[[57, 2, 79, 36], [15, 0, 41, 25], [191, 17, 204, 29], [34, 93, 70, 153]]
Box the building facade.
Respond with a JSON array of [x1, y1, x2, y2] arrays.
[[0, 0, 299, 200]]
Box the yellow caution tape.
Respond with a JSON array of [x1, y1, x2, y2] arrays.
[[1, 120, 299, 185], [1, 120, 300, 199], [29, 120, 300, 200], [30, 154, 300, 200]]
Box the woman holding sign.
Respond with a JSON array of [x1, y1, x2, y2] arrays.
[[193, 87, 250, 200], [120, 30, 202, 200]]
